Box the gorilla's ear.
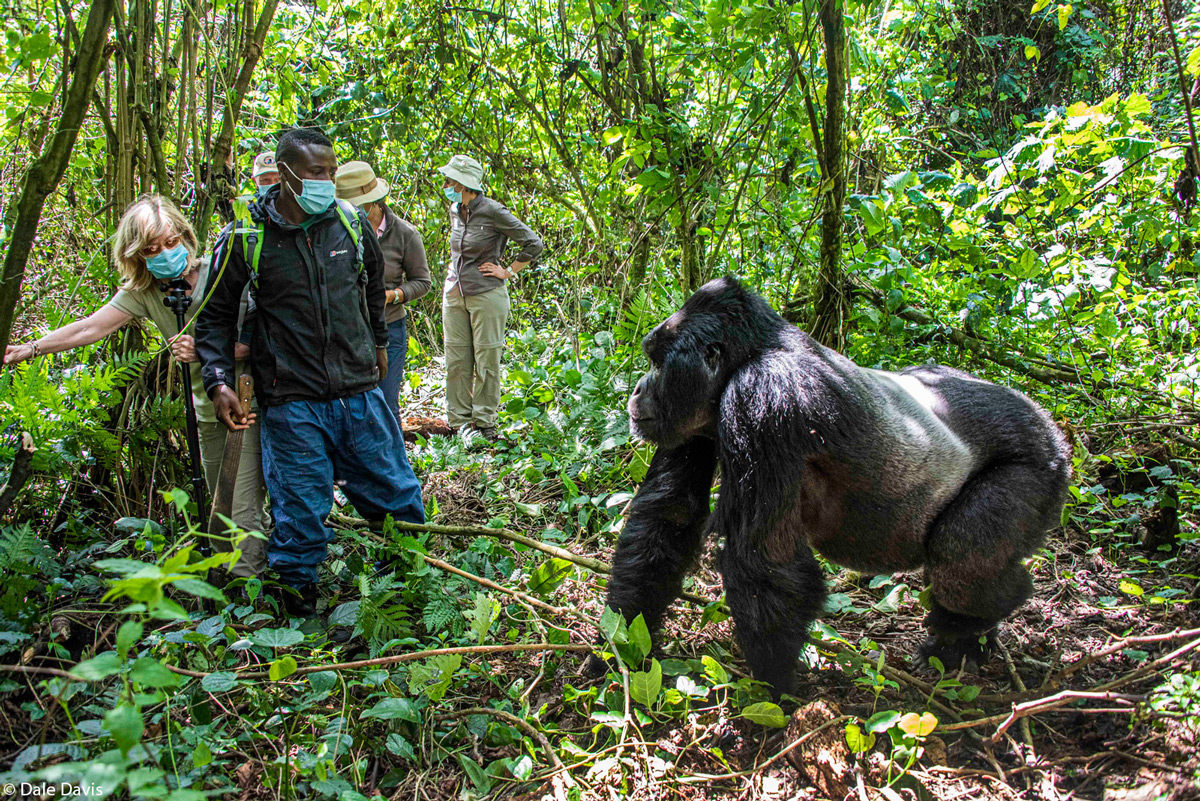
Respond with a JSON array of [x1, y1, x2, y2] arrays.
[[704, 341, 722, 371]]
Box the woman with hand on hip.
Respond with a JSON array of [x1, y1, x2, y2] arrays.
[[335, 162, 431, 424], [437, 155, 543, 443], [3, 195, 269, 576]]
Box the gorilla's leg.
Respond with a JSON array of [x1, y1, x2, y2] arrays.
[[920, 462, 1058, 670], [584, 437, 717, 677], [721, 543, 827, 699]]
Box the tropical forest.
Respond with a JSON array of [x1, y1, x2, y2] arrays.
[[0, 0, 1198, 798]]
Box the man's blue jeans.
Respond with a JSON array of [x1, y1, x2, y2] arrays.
[[260, 388, 425, 587], [377, 317, 408, 425]]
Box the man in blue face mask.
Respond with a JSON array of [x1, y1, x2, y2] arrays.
[[197, 127, 426, 622]]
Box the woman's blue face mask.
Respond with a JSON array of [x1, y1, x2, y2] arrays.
[[282, 163, 336, 215], [146, 243, 190, 280], [443, 186, 462, 203]]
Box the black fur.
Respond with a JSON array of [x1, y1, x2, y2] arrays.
[[598, 277, 1072, 698]]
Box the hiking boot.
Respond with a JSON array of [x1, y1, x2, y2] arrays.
[[280, 582, 319, 618], [473, 425, 500, 443]]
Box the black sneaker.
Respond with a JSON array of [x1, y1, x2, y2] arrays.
[[281, 582, 319, 618]]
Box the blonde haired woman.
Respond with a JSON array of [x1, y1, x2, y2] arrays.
[[4, 194, 268, 577]]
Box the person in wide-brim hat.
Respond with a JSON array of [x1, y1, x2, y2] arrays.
[[336, 161, 431, 424], [436, 154, 543, 445]]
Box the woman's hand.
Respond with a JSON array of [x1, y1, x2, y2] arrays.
[[171, 334, 198, 363], [479, 261, 509, 280], [3, 343, 34, 366]]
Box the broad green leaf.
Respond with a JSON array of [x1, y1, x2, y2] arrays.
[[528, 558, 573, 596], [1119, 579, 1144, 597], [630, 659, 662, 706], [328, 601, 360, 627], [192, 741, 212, 768], [386, 732, 416, 760], [1031, 0, 1051, 11], [458, 754, 491, 793], [308, 671, 338, 694], [104, 702, 144, 754], [363, 697, 422, 722], [598, 606, 627, 643], [73, 652, 124, 681], [269, 656, 298, 681], [130, 657, 182, 688], [845, 723, 876, 752], [201, 671, 239, 693], [741, 701, 788, 727], [1024, 44, 1041, 62], [251, 627, 305, 649], [866, 710, 902, 732], [1057, 3, 1072, 29], [116, 621, 144, 660], [627, 614, 652, 663], [173, 578, 226, 602], [467, 593, 500, 645], [702, 655, 729, 685]]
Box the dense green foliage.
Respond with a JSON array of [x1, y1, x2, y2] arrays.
[[0, 0, 1199, 797]]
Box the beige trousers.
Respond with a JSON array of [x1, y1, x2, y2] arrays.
[[443, 285, 510, 429], [198, 420, 270, 578]]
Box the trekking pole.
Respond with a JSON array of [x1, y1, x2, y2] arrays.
[[163, 278, 211, 555]]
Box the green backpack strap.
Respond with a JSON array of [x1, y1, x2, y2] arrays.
[[333, 199, 364, 273], [237, 222, 266, 295]]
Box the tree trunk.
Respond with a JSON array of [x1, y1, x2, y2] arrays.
[[0, 0, 117, 352], [192, 0, 279, 246], [810, 0, 848, 350]]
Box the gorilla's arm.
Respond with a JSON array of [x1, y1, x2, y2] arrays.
[[712, 359, 829, 698], [603, 436, 718, 632]]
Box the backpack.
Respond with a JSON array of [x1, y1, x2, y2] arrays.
[[236, 199, 364, 295]]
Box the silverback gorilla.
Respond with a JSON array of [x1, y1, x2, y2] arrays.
[[592, 277, 1071, 698]]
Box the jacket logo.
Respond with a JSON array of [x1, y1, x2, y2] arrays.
[[330, 249, 349, 257]]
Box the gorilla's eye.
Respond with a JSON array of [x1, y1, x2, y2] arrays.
[[704, 342, 721, 371]]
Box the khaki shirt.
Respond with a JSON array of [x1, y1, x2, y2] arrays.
[[445, 195, 543, 297], [107, 258, 249, 422]]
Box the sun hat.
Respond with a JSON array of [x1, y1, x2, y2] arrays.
[[437, 155, 485, 192], [252, 151, 279, 179], [335, 161, 390, 206]]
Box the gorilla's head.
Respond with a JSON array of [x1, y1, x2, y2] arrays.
[[628, 276, 784, 448]]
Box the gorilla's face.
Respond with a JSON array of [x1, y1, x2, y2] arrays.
[[628, 308, 725, 449]]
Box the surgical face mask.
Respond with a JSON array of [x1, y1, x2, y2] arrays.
[[282, 163, 336, 215], [443, 186, 462, 204], [146, 243, 190, 280], [255, 184, 273, 199]]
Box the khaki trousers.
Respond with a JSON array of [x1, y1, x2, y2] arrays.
[[198, 420, 270, 578], [443, 285, 509, 429]]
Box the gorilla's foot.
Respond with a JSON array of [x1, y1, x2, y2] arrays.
[[917, 627, 996, 673]]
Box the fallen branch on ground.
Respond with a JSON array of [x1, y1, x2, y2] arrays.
[[1040, 626, 1200, 690], [157, 642, 592, 680], [330, 513, 715, 607]]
